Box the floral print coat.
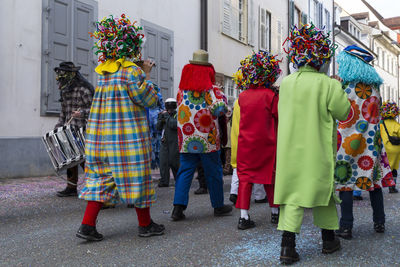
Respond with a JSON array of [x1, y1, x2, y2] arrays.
[[176, 86, 227, 153]]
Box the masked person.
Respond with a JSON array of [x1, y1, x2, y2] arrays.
[[380, 102, 400, 194], [54, 62, 94, 197], [157, 98, 179, 187], [77, 14, 164, 241], [335, 45, 395, 240], [231, 51, 281, 230], [171, 49, 232, 221], [274, 24, 351, 264]]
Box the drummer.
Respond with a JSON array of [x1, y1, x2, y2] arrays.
[[54, 61, 94, 197]]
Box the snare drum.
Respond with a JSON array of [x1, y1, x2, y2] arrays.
[[42, 125, 86, 172]]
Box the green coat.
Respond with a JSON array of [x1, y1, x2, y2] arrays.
[[274, 66, 350, 208]]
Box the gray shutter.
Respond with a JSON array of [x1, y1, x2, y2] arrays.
[[47, 0, 72, 112], [247, 0, 255, 46], [73, 1, 95, 83], [142, 22, 173, 100], [289, 0, 294, 27], [222, 0, 232, 36], [142, 26, 159, 85], [158, 32, 172, 100]]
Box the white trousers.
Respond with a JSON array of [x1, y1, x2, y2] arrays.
[[230, 168, 266, 200]]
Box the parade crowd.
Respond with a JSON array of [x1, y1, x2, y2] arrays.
[[50, 14, 400, 265]]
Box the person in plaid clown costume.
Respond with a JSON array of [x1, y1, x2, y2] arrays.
[[76, 14, 164, 241], [171, 49, 232, 221]]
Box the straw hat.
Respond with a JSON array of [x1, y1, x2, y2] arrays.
[[189, 49, 212, 66]]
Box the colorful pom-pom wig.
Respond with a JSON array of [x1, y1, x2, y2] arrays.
[[233, 50, 281, 90], [337, 47, 383, 88], [90, 14, 144, 63], [283, 23, 335, 70], [380, 101, 399, 119]]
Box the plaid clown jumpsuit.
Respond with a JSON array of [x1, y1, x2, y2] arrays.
[[80, 61, 158, 208]]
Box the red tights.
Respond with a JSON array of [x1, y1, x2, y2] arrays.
[[81, 201, 151, 227]]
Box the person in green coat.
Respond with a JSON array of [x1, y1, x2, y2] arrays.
[[274, 24, 351, 264]]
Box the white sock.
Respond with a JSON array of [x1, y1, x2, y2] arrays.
[[271, 207, 279, 214], [240, 209, 249, 219]]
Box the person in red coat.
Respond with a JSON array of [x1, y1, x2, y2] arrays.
[[233, 51, 282, 230]]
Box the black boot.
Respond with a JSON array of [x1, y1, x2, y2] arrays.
[[76, 224, 103, 241], [214, 205, 233, 216], [194, 187, 208, 194], [389, 186, 398, 193], [171, 205, 186, 221], [280, 231, 299, 265], [237, 216, 255, 230], [321, 229, 341, 254], [229, 194, 238, 204], [335, 226, 352, 239], [374, 223, 385, 233], [56, 187, 78, 197], [138, 220, 165, 237]]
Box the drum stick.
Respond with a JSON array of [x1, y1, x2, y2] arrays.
[[66, 108, 81, 125]]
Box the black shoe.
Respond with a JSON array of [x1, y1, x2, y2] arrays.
[[76, 224, 103, 241], [229, 194, 237, 205], [374, 223, 385, 233], [100, 203, 116, 210], [158, 183, 169, 188], [322, 238, 341, 254], [271, 212, 279, 224], [194, 187, 208, 195], [138, 220, 165, 237], [254, 197, 268, 203], [280, 247, 300, 265], [335, 227, 352, 239], [127, 204, 135, 208], [353, 195, 363, 200], [214, 205, 232, 216], [56, 187, 78, 197], [171, 205, 186, 221], [237, 216, 255, 230], [389, 186, 398, 193]]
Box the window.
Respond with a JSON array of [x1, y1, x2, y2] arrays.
[[301, 12, 308, 25], [223, 0, 248, 42], [41, 0, 97, 115], [259, 7, 271, 51], [324, 9, 331, 31], [224, 76, 236, 99]]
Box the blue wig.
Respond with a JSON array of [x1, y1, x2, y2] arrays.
[[337, 51, 383, 88]]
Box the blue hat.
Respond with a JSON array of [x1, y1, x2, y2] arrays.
[[343, 45, 374, 63]]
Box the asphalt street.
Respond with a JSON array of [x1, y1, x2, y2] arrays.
[[1, 174, 400, 266]]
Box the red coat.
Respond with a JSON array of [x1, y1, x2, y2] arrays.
[[237, 87, 278, 185]]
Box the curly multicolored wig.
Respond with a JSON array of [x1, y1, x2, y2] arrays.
[[232, 51, 281, 90], [380, 101, 399, 119], [90, 14, 144, 63], [283, 23, 335, 70]]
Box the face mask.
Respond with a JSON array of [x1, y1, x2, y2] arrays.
[[56, 71, 76, 89]]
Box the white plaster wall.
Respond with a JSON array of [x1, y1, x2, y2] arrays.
[[98, 0, 201, 99], [0, 0, 56, 137], [0, 0, 200, 137], [208, 0, 288, 83]]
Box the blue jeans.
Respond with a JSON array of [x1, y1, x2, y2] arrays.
[[173, 151, 224, 208], [339, 188, 385, 229]]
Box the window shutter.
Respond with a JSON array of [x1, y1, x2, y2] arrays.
[[73, 1, 95, 84], [47, 0, 72, 113], [223, 0, 232, 36], [318, 2, 323, 28], [259, 6, 266, 50], [289, 0, 294, 27], [277, 20, 282, 53], [301, 12, 308, 25], [159, 32, 172, 99], [266, 11, 270, 52], [247, 0, 255, 46]]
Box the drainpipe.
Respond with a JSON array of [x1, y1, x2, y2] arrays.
[[287, 0, 290, 75], [200, 0, 208, 51], [332, 1, 336, 75]]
